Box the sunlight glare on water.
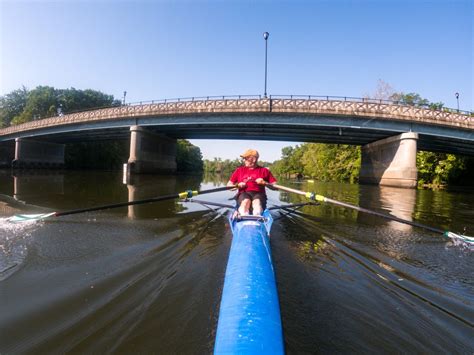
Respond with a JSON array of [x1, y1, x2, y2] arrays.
[[0, 217, 40, 280]]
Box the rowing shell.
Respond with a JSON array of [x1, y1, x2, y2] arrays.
[[214, 210, 284, 354]]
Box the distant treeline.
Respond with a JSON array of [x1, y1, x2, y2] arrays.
[[0, 86, 203, 172], [203, 158, 272, 176]]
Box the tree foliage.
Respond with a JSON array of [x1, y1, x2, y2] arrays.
[[0, 86, 121, 126], [204, 158, 241, 174], [203, 157, 273, 176], [416, 151, 473, 188], [0, 86, 29, 127], [176, 139, 204, 173], [390, 92, 444, 110], [272, 143, 360, 182]]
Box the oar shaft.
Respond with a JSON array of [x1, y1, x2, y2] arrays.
[[272, 184, 307, 196], [55, 186, 233, 217], [272, 184, 444, 235], [322, 196, 444, 234]]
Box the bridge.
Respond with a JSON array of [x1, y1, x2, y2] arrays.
[[1, 96, 473, 188]]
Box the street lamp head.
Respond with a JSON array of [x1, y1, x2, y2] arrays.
[[263, 32, 269, 40]]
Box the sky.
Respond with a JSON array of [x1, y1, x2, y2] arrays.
[[1, 0, 472, 162]]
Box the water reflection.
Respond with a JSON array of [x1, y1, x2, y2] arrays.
[[126, 174, 178, 219], [13, 171, 65, 201], [202, 172, 227, 185], [0, 169, 13, 196], [358, 185, 416, 232], [0, 172, 473, 353], [0, 170, 207, 221]]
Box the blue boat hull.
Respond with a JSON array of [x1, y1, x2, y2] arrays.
[[214, 210, 284, 354]]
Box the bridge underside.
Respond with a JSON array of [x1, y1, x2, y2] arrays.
[[2, 112, 473, 188], [3, 113, 473, 156]]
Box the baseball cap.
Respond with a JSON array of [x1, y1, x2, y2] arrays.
[[240, 149, 259, 158]]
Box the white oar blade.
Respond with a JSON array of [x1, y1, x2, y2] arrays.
[[7, 212, 56, 223]]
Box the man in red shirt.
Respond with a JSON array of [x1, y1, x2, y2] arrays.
[[227, 149, 277, 216]]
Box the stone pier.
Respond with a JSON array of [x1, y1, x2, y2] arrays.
[[359, 132, 418, 188], [126, 126, 177, 174], [12, 138, 65, 169]]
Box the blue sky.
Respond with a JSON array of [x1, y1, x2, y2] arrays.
[[1, 0, 472, 162]]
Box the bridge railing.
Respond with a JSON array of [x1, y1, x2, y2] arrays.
[[121, 94, 472, 116], [15, 94, 472, 119], [269, 95, 472, 115], [1, 95, 472, 137]]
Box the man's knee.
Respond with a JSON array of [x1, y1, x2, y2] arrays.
[[241, 198, 251, 206], [252, 199, 263, 215], [252, 199, 262, 207]]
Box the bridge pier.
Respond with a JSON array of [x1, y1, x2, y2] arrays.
[[12, 138, 65, 169], [359, 132, 418, 188], [126, 126, 177, 174]]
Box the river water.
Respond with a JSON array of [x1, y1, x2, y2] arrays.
[[0, 170, 473, 353]]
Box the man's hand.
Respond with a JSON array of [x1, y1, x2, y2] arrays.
[[227, 181, 238, 190], [255, 178, 266, 185], [237, 182, 247, 189]]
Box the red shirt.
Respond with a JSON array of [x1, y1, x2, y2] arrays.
[[229, 166, 277, 193]]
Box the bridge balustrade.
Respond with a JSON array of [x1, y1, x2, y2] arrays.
[[0, 97, 471, 138]]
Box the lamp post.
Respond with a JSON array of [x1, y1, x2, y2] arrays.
[[263, 32, 269, 98], [123, 91, 127, 106], [57, 103, 63, 117], [455, 92, 459, 112]]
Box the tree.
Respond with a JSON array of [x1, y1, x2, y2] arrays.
[[0, 86, 29, 127], [390, 92, 427, 106], [271, 143, 360, 182], [176, 139, 204, 173], [203, 157, 240, 174], [1, 86, 121, 126], [365, 79, 395, 100], [11, 86, 57, 124], [416, 151, 469, 188], [301, 143, 360, 182]]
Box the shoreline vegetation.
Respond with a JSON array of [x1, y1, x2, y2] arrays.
[[2, 85, 473, 188], [267, 144, 474, 190]]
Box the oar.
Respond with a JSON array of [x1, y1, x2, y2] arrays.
[[8, 186, 234, 223], [271, 184, 474, 245]]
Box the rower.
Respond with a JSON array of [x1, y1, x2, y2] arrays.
[[226, 149, 277, 216]]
